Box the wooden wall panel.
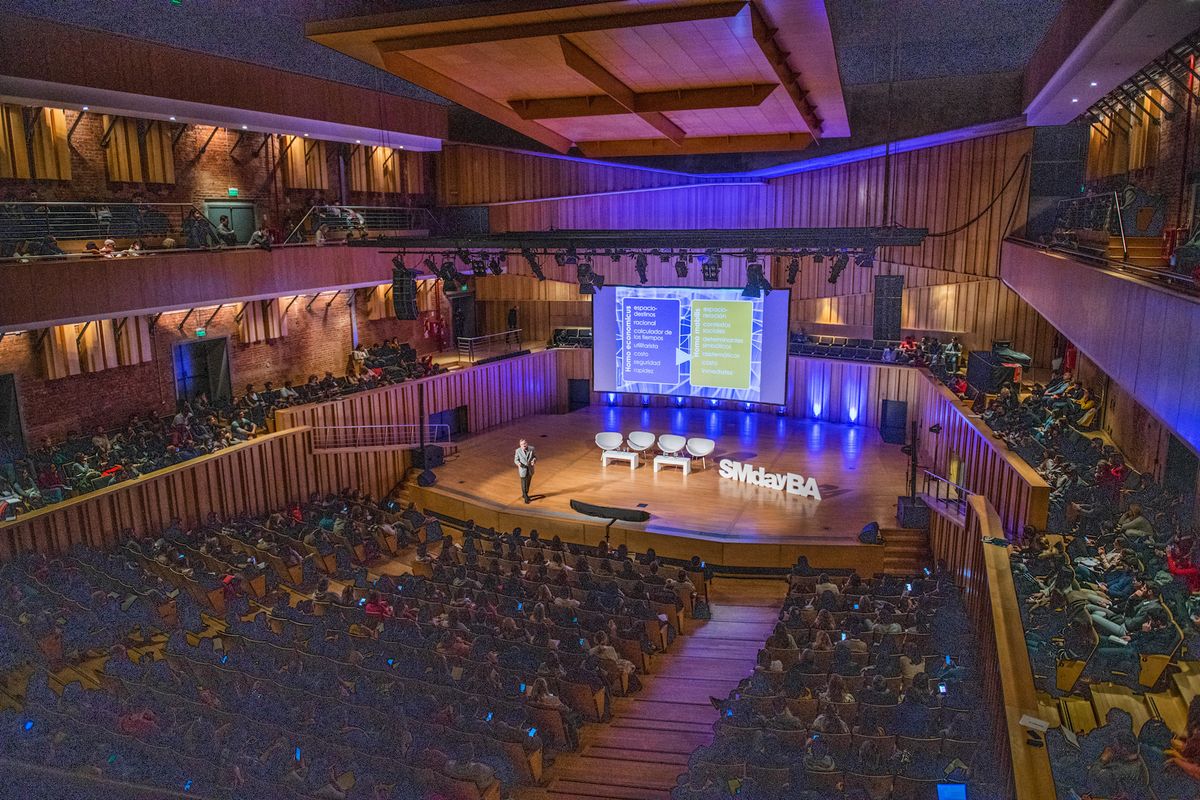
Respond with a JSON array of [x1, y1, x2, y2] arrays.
[[0, 429, 405, 561], [916, 373, 1049, 539], [437, 142, 745, 206], [274, 349, 570, 436]]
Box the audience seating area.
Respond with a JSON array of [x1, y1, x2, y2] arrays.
[[933, 365, 1200, 797], [0, 341, 443, 519], [672, 567, 994, 799], [0, 491, 713, 799], [789, 334, 962, 369]]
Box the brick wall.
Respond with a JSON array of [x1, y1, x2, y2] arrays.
[[0, 291, 435, 444]]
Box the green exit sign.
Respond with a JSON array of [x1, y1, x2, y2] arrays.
[[195, 328, 207, 338], [227, 187, 239, 197]]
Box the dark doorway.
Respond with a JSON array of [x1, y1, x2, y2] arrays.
[[203, 201, 256, 245], [174, 338, 232, 405], [448, 293, 478, 341], [568, 379, 591, 412], [429, 405, 469, 440], [0, 374, 24, 458], [1164, 434, 1199, 493]]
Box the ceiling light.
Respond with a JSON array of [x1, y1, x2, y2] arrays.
[[355, 139, 361, 144], [241, 125, 248, 130], [398, 145, 404, 149], [1090, 81, 1098, 87], [303, 133, 309, 137], [1071, 98, 1078, 103], [81, 106, 89, 111], [169, 116, 176, 121]]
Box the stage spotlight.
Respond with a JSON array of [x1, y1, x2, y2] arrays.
[[826, 252, 850, 284], [741, 261, 771, 298], [521, 248, 546, 281], [855, 247, 876, 270], [422, 256, 437, 273], [928, 424, 943, 434], [634, 252, 649, 284], [487, 256, 503, 276], [786, 256, 801, 285], [674, 257, 689, 279], [812, 251, 825, 265], [700, 249, 722, 282], [470, 259, 488, 277], [576, 261, 605, 295]]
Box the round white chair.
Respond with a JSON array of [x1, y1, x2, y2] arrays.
[[657, 434, 687, 455], [627, 431, 656, 452], [685, 437, 716, 469], [595, 432, 624, 451]]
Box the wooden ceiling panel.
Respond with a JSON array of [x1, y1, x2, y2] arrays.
[[307, 0, 849, 155]]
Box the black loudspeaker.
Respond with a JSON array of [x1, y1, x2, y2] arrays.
[[416, 469, 437, 487], [873, 274, 903, 341], [966, 351, 1018, 394], [858, 521, 883, 544], [392, 263, 420, 320], [569, 499, 651, 523], [411, 444, 444, 470], [879, 399, 908, 444], [896, 495, 930, 528]]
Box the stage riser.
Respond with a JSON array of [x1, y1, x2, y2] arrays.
[[413, 484, 927, 573]]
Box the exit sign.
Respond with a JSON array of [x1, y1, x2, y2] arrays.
[[195, 329, 207, 338], [227, 187, 239, 197]]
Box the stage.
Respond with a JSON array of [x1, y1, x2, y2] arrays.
[[412, 407, 926, 571]]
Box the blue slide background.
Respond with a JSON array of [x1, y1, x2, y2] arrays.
[[592, 286, 790, 404]]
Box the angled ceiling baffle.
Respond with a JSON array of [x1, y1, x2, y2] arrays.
[[307, 0, 850, 157]]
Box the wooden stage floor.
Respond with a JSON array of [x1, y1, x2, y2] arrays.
[[423, 407, 908, 546]]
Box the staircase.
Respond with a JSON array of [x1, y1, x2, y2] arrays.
[[1106, 235, 1167, 270], [881, 527, 932, 575], [515, 579, 786, 800]]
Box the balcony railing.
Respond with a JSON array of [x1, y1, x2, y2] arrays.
[[0, 201, 440, 262], [310, 423, 450, 452], [1007, 236, 1198, 296], [457, 329, 524, 364]]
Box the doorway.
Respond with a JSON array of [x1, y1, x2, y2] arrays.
[[174, 338, 232, 405], [568, 379, 591, 412], [448, 293, 478, 342], [203, 200, 256, 245], [0, 374, 24, 459], [1164, 434, 1199, 493]]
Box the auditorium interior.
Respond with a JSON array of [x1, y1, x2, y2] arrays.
[[2, 1, 1200, 798]]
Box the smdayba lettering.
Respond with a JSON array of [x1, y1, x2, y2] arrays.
[[717, 458, 822, 501]]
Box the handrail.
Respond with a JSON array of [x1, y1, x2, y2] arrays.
[[284, 204, 440, 245], [1111, 189, 1128, 260], [921, 468, 970, 514], [457, 328, 523, 364], [1006, 236, 1198, 293]]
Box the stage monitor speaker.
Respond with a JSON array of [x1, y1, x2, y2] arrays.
[[392, 264, 419, 320], [879, 399, 908, 444], [896, 495, 930, 528], [569, 499, 651, 523], [416, 469, 437, 487], [411, 444, 444, 470], [966, 351, 1018, 394], [858, 521, 882, 544], [873, 274, 904, 341]]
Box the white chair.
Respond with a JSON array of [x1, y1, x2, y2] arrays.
[[627, 431, 656, 453], [596, 432, 637, 469], [685, 437, 716, 469], [654, 434, 691, 474]]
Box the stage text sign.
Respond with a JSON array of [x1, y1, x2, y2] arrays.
[[717, 458, 822, 501]]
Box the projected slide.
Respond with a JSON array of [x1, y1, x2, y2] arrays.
[[593, 286, 790, 404]]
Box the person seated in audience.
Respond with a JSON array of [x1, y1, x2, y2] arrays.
[[899, 644, 926, 685], [766, 621, 798, 650], [860, 674, 897, 706], [811, 630, 834, 652], [1166, 696, 1200, 779], [246, 224, 273, 251], [814, 573, 840, 595], [215, 215, 238, 246], [753, 648, 783, 674], [811, 703, 849, 734], [1116, 503, 1155, 541], [230, 413, 258, 441], [892, 686, 933, 737], [819, 673, 854, 704], [1086, 730, 1145, 797]]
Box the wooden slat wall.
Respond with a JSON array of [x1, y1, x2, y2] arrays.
[[273, 349, 569, 435], [30, 108, 71, 181], [916, 372, 1049, 539], [0, 103, 31, 179], [929, 497, 1055, 800], [282, 136, 328, 191], [437, 142, 743, 206], [103, 116, 143, 183], [478, 129, 1051, 365], [0, 428, 405, 561], [477, 300, 591, 345]]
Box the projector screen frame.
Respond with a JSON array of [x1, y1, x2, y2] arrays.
[[589, 283, 792, 407]]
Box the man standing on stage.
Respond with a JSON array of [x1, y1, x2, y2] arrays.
[[514, 438, 537, 504]]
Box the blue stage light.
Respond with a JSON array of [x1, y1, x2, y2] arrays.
[[23, 720, 33, 731]]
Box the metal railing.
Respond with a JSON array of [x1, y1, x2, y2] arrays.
[[921, 468, 971, 515], [0, 201, 223, 258], [284, 205, 440, 245], [1007, 236, 1198, 294], [457, 329, 523, 364], [311, 423, 450, 451]]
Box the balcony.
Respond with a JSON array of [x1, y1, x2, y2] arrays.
[[1000, 238, 1200, 452]]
